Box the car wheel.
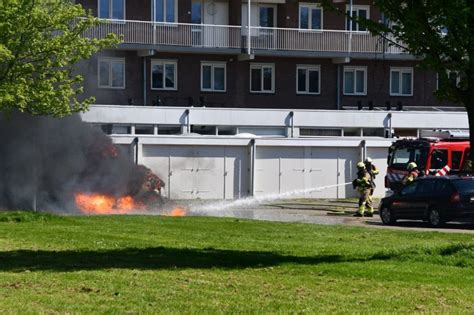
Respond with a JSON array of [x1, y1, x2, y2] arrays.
[[380, 207, 396, 225], [428, 208, 445, 228]]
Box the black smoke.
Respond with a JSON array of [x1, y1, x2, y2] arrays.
[[0, 112, 149, 212]]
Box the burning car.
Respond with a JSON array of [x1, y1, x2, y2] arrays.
[[0, 112, 166, 214]]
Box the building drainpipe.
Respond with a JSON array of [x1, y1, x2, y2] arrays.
[[336, 65, 341, 110], [349, 0, 353, 55], [360, 139, 366, 161], [185, 109, 190, 133], [249, 138, 256, 196], [238, 159, 242, 199], [143, 58, 147, 106], [289, 111, 294, 138], [247, 0, 251, 55], [387, 113, 392, 138], [133, 137, 139, 165]]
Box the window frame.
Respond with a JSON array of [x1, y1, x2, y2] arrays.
[[298, 3, 323, 31], [343, 66, 367, 96], [152, 0, 178, 23], [296, 65, 321, 95], [201, 62, 227, 93], [345, 5, 370, 32], [150, 59, 178, 91], [98, 57, 126, 89], [250, 63, 275, 94], [390, 67, 414, 96], [98, 0, 126, 20]]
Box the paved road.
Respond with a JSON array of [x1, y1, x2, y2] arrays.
[[179, 199, 474, 234]]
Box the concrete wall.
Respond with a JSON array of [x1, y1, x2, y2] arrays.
[[82, 105, 469, 130]]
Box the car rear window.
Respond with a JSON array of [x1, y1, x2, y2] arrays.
[[452, 179, 474, 193]]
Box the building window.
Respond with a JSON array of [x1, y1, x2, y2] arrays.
[[98, 58, 125, 89], [297, 65, 320, 94], [346, 5, 369, 31], [299, 4, 322, 30], [250, 64, 275, 93], [437, 70, 461, 89], [154, 0, 177, 22], [300, 128, 341, 137], [343, 66, 367, 95], [259, 5, 276, 27], [390, 67, 413, 96], [151, 60, 177, 90], [201, 62, 226, 92], [191, 0, 202, 24], [99, 0, 125, 20]]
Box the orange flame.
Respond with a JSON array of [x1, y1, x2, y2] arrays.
[[74, 192, 144, 214], [168, 207, 186, 217]]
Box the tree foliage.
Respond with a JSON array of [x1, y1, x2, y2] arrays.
[[0, 0, 119, 117]]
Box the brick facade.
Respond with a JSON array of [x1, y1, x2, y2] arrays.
[[76, 0, 456, 109]]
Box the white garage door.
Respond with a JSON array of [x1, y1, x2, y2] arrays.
[[308, 148, 339, 198], [142, 145, 249, 200], [141, 145, 171, 198], [193, 147, 225, 199], [337, 147, 360, 198], [280, 147, 306, 197], [255, 147, 280, 195], [169, 146, 196, 199], [224, 147, 250, 199], [366, 147, 389, 197]]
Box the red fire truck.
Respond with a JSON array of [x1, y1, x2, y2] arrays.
[[385, 130, 470, 189]]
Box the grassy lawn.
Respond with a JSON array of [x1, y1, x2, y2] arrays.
[[0, 212, 473, 313]]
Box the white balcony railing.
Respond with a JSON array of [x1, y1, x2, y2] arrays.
[[84, 19, 408, 55]]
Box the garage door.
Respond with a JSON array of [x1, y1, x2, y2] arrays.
[[308, 148, 339, 198], [366, 147, 389, 197], [280, 147, 306, 197], [337, 147, 360, 198], [193, 147, 225, 199], [255, 147, 280, 195]]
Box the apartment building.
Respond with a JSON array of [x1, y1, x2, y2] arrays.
[[76, 0, 454, 110]]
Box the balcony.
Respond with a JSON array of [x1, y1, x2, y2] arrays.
[[84, 19, 408, 57]]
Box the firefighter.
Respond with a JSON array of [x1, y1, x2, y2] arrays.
[[352, 162, 374, 217], [402, 162, 419, 186], [364, 157, 379, 197]]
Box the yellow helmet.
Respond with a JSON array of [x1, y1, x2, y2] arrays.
[[357, 162, 366, 169], [407, 162, 417, 170]]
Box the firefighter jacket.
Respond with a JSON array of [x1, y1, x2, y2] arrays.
[[402, 169, 419, 186], [365, 163, 380, 188], [352, 170, 372, 192]]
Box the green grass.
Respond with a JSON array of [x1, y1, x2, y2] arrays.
[[0, 211, 473, 314]]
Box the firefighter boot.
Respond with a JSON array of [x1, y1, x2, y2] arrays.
[[353, 205, 365, 217], [365, 207, 374, 217], [365, 196, 374, 217]]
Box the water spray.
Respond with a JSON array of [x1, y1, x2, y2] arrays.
[[190, 182, 353, 213]]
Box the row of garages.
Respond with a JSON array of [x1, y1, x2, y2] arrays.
[[118, 137, 392, 200]]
